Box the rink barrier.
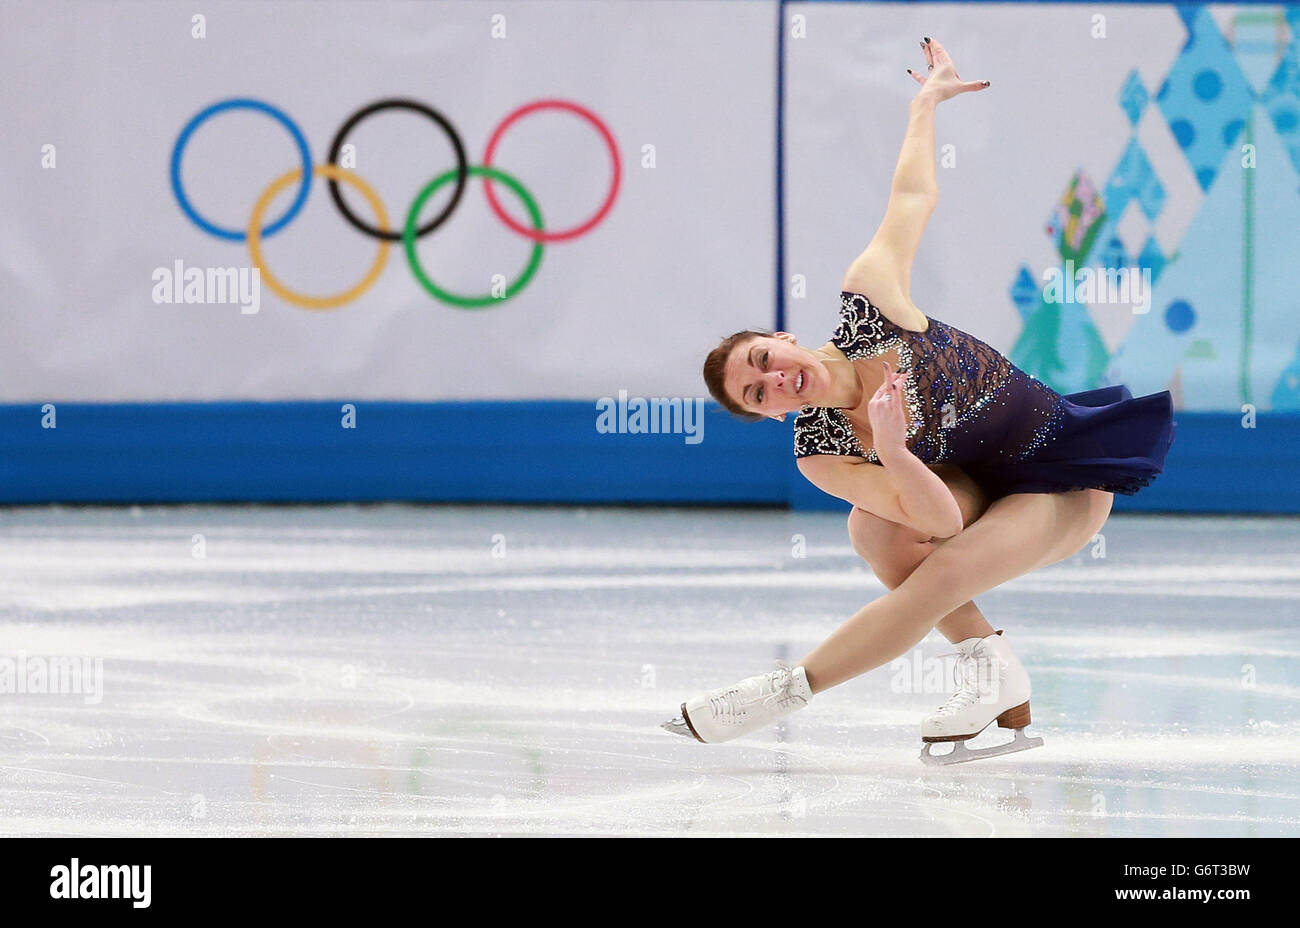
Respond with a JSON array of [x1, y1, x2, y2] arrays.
[[1, 401, 1297, 513], [0, 401, 787, 506]]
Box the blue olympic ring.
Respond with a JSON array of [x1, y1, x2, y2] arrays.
[[170, 98, 313, 242]]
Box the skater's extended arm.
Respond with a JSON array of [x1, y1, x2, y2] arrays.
[[842, 37, 989, 305], [840, 97, 937, 305]]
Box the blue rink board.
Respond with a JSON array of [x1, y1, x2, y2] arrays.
[[1, 401, 1296, 513]]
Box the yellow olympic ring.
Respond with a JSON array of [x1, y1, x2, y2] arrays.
[[247, 164, 390, 310]]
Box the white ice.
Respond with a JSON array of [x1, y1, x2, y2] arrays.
[[1, 504, 1297, 836]]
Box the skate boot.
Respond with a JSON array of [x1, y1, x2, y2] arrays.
[[661, 663, 813, 743], [919, 630, 1043, 765]]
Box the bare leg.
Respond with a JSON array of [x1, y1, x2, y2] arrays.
[[848, 515, 992, 643], [803, 487, 1113, 693], [848, 464, 994, 642]]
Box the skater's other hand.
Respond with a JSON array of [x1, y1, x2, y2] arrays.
[[867, 358, 910, 453], [907, 36, 990, 103]]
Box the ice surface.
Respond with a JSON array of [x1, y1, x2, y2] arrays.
[[1, 504, 1297, 836]]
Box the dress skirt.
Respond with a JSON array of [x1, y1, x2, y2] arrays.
[[964, 386, 1177, 499]]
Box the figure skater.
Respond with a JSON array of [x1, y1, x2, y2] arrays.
[[663, 37, 1176, 764]]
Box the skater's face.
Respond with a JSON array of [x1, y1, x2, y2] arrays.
[[722, 333, 828, 419]]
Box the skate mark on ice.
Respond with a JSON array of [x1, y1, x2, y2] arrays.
[[0, 763, 187, 797], [0, 727, 51, 746]]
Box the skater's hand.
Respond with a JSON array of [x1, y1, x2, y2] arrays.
[[867, 358, 910, 454], [907, 37, 990, 104]]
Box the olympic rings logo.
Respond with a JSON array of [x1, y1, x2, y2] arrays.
[[169, 97, 620, 309]]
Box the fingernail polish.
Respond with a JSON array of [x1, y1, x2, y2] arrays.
[[924, 36, 931, 44], [982, 80, 991, 86], [906, 68, 913, 74]]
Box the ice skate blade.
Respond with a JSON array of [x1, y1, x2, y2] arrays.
[[660, 704, 706, 742], [660, 715, 693, 738], [919, 728, 1044, 766]]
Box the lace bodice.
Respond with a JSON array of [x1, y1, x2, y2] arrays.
[[793, 291, 1065, 467]]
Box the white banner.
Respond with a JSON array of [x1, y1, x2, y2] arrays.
[[1, 0, 776, 402]]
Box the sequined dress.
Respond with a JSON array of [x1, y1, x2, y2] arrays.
[[793, 291, 1176, 498]]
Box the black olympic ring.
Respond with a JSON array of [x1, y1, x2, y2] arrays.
[[325, 98, 470, 243]]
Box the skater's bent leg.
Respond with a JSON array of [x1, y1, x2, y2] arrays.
[[847, 507, 994, 643], [846, 463, 996, 644], [804, 488, 1113, 693]]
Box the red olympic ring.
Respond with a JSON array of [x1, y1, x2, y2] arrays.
[[481, 99, 621, 243]]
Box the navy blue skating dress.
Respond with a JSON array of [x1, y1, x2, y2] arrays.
[[793, 291, 1176, 499]]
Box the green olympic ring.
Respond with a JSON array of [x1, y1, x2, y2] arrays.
[[404, 165, 544, 309]]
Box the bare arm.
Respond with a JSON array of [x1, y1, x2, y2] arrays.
[[874, 443, 964, 538], [807, 355, 965, 539], [841, 97, 937, 300], [842, 38, 989, 302], [809, 40, 990, 537], [798, 453, 964, 539]]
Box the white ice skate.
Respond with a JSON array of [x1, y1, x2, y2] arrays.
[[919, 630, 1043, 766], [661, 663, 813, 743]]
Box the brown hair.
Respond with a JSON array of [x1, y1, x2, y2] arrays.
[[703, 330, 770, 421]]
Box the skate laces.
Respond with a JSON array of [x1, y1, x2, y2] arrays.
[[707, 666, 806, 724], [934, 653, 986, 716], [761, 664, 809, 711]]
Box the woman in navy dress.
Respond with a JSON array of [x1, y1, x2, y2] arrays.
[[665, 38, 1175, 763]]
